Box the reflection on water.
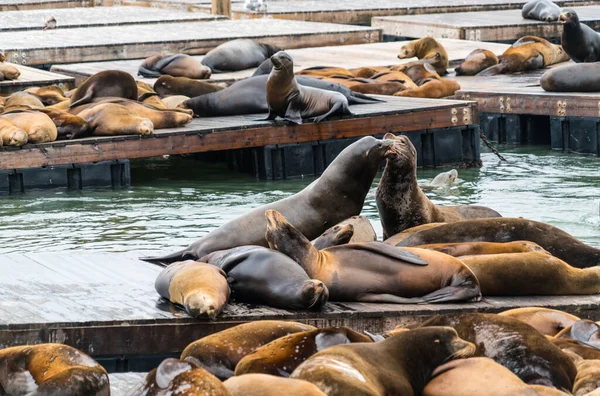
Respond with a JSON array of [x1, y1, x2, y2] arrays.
[[0, 146, 599, 255]]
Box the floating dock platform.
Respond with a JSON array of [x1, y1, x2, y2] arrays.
[[0, 0, 93, 11], [372, 5, 600, 42], [0, 63, 75, 95]]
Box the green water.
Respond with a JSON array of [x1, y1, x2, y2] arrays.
[[0, 146, 599, 255]]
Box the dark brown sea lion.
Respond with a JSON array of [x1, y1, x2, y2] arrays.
[[0, 117, 28, 146], [350, 79, 414, 96], [0, 110, 57, 143], [522, 0, 561, 22], [499, 308, 580, 337], [155, 260, 230, 319], [376, 133, 501, 239], [235, 327, 373, 377], [199, 246, 329, 310], [416, 241, 547, 257], [394, 78, 461, 98], [541, 63, 600, 92], [0, 62, 20, 80], [0, 344, 109, 395], [76, 103, 153, 136], [416, 313, 577, 390], [573, 359, 600, 396], [291, 327, 475, 396], [142, 136, 394, 264], [154, 75, 225, 98], [313, 215, 377, 250], [224, 374, 326, 396], [397, 37, 449, 75], [560, 9, 600, 63], [265, 51, 352, 124], [201, 39, 282, 73], [139, 53, 211, 79], [455, 49, 499, 75], [180, 321, 316, 380], [69, 70, 137, 108], [265, 209, 482, 304], [395, 218, 600, 268], [478, 36, 568, 76], [383, 223, 446, 246]]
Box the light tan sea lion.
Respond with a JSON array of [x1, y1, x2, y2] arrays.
[[499, 307, 581, 337], [397, 37, 449, 75], [25, 85, 68, 105], [0, 117, 28, 146], [0, 110, 57, 143], [0, 62, 20, 80], [76, 103, 153, 136], [455, 49, 499, 75], [224, 374, 326, 396]]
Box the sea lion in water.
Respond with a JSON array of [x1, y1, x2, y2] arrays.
[[224, 374, 326, 396], [499, 308, 580, 337], [155, 260, 230, 319], [455, 49, 499, 75], [76, 103, 153, 136], [541, 63, 600, 92], [265, 209, 482, 304], [265, 51, 352, 124], [235, 327, 373, 377], [199, 246, 329, 310], [139, 53, 211, 79], [291, 327, 476, 396], [69, 70, 137, 108], [395, 218, 600, 268], [312, 215, 377, 249], [154, 75, 225, 98], [560, 9, 600, 62], [397, 37, 449, 75], [201, 39, 282, 73], [415, 241, 548, 257], [142, 136, 394, 264], [420, 169, 458, 190], [522, 0, 561, 22], [478, 36, 568, 76], [416, 313, 577, 390], [0, 110, 57, 143], [0, 344, 109, 395], [0, 118, 28, 146], [376, 133, 501, 239], [180, 321, 316, 380]]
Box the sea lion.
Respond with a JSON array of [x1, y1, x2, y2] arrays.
[[199, 246, 329, 310], [541, 63, 600, 92], [573, 360, 600, 395], [235, 327, 373, 377], [265, 51, 352, 124], [416, 313, 577, 390], [0, 117, 28, 146], [291, 327, 476, 396], [224, 374, 326, 396], [0, 110, 57, 143], [180, 321, 316, 380], [154, 75, 225, 98], [350, 79, 415, 96], [5, 107, 90, 140], [529, 385, 571, 396], [397, 37, 449, 75], [296, 66, 355, 78], [3, 92, 44, 110], [423, 357, 539, 396], [560, 9, 600, 62], [478, 36, 568, 76], [155, 260, 230, 319], [25, 85, 68, 105], [383, 223, 447, 246], [142, 136, 394, 264], [421, 169, 458, 190], [349, 66, 391, 78], [0, 63, 20, 80], [76, 103, 153, 136], [69, 70, 137, 108], [376, 133, 501, 239], [415, 241, 548, 257], [265, 209, 482, 304], [311, 223, 354, 250], [552, 338, 600, 360], [0, 344, 109, 396], [139, 54, 211, 79], [455, 49, 499, 75], [555, 320, 600, 349], [162, 95, 190, 109], [394, 218, 600, 268], [522, 0, 561, 22], [394, 78, 461, 98], [391, 62, 440, 85], [201, 39, 282, 73]]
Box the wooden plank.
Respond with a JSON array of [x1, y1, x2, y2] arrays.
[[0, 63, 75, 95], [2, 19, 381, 66], [372, 6, 600, 42], [0, 96, 477, 171], [0, 0, 89, 11]]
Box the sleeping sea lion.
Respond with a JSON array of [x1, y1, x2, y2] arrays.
[[415, 241, 547, 257], [69, 70, 137, 108], [162, 95, 190, 109], [224, 374, 326, 396], [384, 223, 446, 246], [573, 359, 600, 395], [541, 63, 600, 92], [154, 75, 225, 98], [394, 78, 461, 98], [76, 103, 153, 136], [560, 9, 600, 62], [397, 37, 449, 75], [0, 110, 57, 143], [5, 108, 90, 140], [25, 85, 68, 105], [455, 49, 499, 75], [0, 117, 28, 146], [499, 308, 580, 337], [3, 92, 44, 110], [296, 66, 355, 78], [139, 53, 211, 79], [0, 62, 20, 80], [522, 0, 561, 22], [201, 39, 282, 73], [312, 215, 377, 249]]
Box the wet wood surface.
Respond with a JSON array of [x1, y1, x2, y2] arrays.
[[0, 63, 75, 95], [372, 6, 600, 41]]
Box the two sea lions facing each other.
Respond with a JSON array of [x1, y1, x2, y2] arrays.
[[139, 53, 212, 79]]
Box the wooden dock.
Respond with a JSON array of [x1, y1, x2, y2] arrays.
[[51, 39, 510, 86], [0, 0, 91, 11], [1, 19, 381, 66], [372, 5, 600, 42], [0, 6, 222, 32], [1, 251, 599, 363], [0, 63, 75, 95]]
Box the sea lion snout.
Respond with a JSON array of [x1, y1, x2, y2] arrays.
[[449, 337, 477, 360], [270, 51, 292, 69], [303, 280, 329, 308]]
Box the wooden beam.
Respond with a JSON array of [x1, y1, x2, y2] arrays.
[[212, 0, 231, 17]]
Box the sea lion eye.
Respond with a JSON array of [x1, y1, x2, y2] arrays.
[[434, 339, 440, 343]]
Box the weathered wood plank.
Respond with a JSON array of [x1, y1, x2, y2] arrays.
[[0, 63, 75, 95], [0, 0, 90, 11]]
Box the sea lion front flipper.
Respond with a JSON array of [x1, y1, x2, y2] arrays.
[[283, 105, 303, 124], [343, 242, 428, 265], [418, 286, 482, 303], [315, 331, 352, 351], [255, 109, 278, 122], [364, 330, 385, 342]]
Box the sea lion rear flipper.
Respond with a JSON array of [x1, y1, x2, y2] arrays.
[[311, 101, 352, 123], [283, 106, 303, 124], [140, 247, 194, 266], [364, 330, 385, 342], [347, 242, 428, 265], [255, 109, 278, 122], [476, 64, 506, 76], [348, 92, 385, 104], [571, 320, 600, 348], [418, 286, 482, 304], [68, 91, 94, 108]]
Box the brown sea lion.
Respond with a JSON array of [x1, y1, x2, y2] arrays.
[[391, 62, 440, 85], [416, 313, 577, 390], [555, 320, 600, 349], [478, 36, 568, 76], [397, 37, 449, 75], [349, 66, 391, 78], [3, 92, 44, 110], [541, 63, 600, 92], [552, 338, 600, 360], [155, 260, 230, 319], [415, 241, 547, 257], [394, 78, 461, 98], [201, 39, 282, 73], [573, 359, 600, 395], [530, 385, 572, 395], [455, 49, 499, 75], [383, 223, 446, 246], [499, 307, 580, 337], [180, 321, 316, 380], [0, 344, 109, 395], [142, 136, 394, 264], [296, 66, 355, 78], [311, 223, 354, 250], [76, 103, 153, 136], [154, 75, 225, 98], [395, 218, 600, 268], [291, 327, 475, 396], [265, 209, 482, 304], [25, 85, 68, 105], [235, 327, 373, 377], [139, 53, 211, 79], [371, 70, 417, 85], [69, 70, 137, 108], [350, 80, 415, 96], [0, 63, 20, 80], [423, 357, 539, 396], [376, 133, 501, 239], [266, 51, 352, 124], [0, 110, 57, 143], [321, 76, 364, 89], [560, 9, 600, 63], [162, 95, 190, 109], [224, 374, 326, 396], [138, 91, 169, 111], [28, 108, 90, 139], [0, 117, 28, 146]]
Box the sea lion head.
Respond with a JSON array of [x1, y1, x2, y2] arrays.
[[315, 224, 354, 248], [559, 9, 579, 25], [397, 43, 416, 59], [151, 358, 196, 389], [423, 327, 477, 363], [184, 292, 223, 320], [300, 279, 329, 309], [0, 50, 5, 62], [383, 133, 417, 169], [4, 129, 28, 146], [270, 51, 294, 72]]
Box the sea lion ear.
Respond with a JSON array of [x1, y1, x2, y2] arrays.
[[315, 331, 351, 351]]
